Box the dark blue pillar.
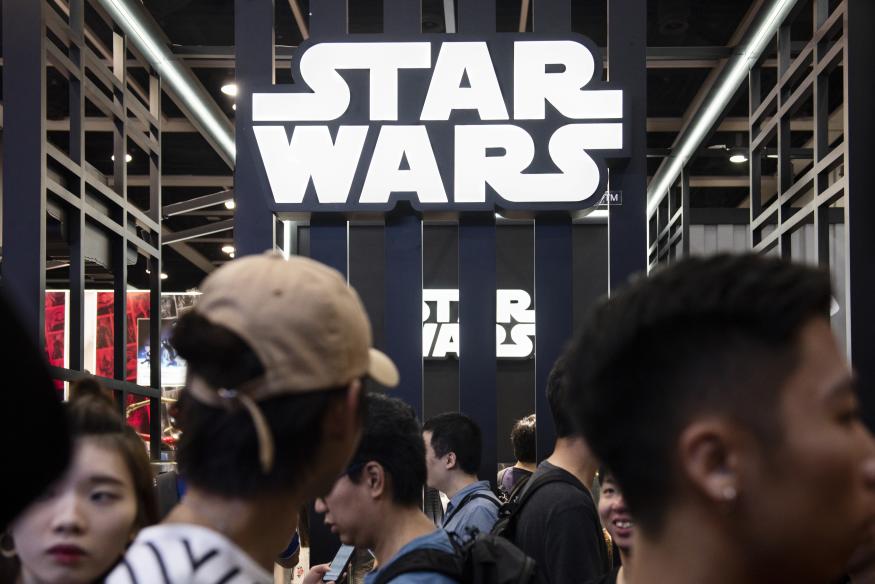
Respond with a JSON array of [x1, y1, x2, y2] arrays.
[[608, 0, 648, 291], [532, 0, 573, 462], [2, 0, 46, 346], [380, 2, 424, 418], [306, 0, 349, 277], [384, 207, 423, 416], [456, 0, 499, 486], [534, 215, 573, 461], [458, 214, 498, 486], [234, 0, 276, 255], [845, 0, 875, 429]]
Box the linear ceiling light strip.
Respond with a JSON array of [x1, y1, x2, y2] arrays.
[[98, 0, 236, 164], [645, 0, 798, 217]]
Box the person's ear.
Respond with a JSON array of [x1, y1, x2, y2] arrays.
[[677, 417, 743, 505], [445, 451, 457, 471], [363, 461, 386, 499]]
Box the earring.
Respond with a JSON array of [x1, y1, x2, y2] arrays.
[[0, 531, 15, 559], [721, 485, 737, 501]]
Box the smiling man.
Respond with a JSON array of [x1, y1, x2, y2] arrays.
[[566, 253, 875, 584]]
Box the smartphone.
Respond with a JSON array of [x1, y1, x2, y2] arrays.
[[323, 544, 355, 582]]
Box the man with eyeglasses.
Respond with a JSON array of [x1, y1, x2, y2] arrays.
[[316, 393, 458, 583]]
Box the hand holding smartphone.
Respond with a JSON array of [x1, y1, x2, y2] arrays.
[[323, 544, 355, 582]]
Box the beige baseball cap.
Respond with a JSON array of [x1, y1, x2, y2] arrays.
[[186, 251, 398, 472]]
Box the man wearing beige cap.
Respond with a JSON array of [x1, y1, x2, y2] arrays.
[[107, 252, 399, 584]]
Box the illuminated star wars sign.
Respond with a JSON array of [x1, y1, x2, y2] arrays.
[[423, 289, 535, 359], [250, 35, 626, 213]]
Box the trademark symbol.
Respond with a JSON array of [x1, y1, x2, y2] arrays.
[[599, 190, 622, 205]]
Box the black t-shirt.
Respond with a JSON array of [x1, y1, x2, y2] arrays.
[[512, 461, 611, 584], [588, 567, 620, 584]]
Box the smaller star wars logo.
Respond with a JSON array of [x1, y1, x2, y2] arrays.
[[423, 289, 535, 359]]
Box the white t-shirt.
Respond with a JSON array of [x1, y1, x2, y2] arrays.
[[105, 523, 272, 584]]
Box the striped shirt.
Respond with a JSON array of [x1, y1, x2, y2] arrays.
[[105, 524, 272, 584]]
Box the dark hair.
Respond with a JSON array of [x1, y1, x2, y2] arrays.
[[172, 311, 353, 498], [511, 414, 536, 463], [423, 412, 483, 475], [66, 389, 159, 532], [546, 355, 577, 438], [597, 467, 615, 488], [69, 376, 113, 402], [0, 291, 70, 527], [566, 254, 832, 535], [348, 393, 426, 506]]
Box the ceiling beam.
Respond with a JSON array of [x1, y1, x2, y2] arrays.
[[45, 117, 198, 133], [162, 227, 218, 273], [120, 175, 233, 188], [162, 219, 235, 245], [163, 189, 234, 217]]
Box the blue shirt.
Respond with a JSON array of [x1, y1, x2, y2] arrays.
[[440, 480, 500, 537], [365, 529, 458, 584]]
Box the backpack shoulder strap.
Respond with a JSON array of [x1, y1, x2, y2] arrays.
[[515, 468, 585, 507], [504, 472, 532, 502], [371, 548, 462, 584], [442, 491, 499, 527], [493, 468, 586, 538]]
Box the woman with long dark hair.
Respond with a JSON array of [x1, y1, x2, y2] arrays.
[[5, 384, 158, 583]]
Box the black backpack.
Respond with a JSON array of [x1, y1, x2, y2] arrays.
[[370, 532, 536, 584]]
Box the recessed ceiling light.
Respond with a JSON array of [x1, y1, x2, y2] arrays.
[[729, 153, 748, 164], [221, 83, 238, 96], [221, 245, 235, 254], [225, 199, 236, 210], [232, 103, 236, 110], [111, 154, 133, 163], [160, 273, 169, 280]]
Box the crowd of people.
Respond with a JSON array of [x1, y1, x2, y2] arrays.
[[3, 250, 875, 584]]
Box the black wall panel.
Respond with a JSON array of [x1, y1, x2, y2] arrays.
[[496, 224, 536, 465], [422, 224, 460, 419], [300, 221, 608, 470], [349, 225, 386, 350], [573, 224, 609, 333]]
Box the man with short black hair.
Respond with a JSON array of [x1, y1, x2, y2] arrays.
[[565, 254, 875, 584], [510, 357, 610, 584], [317, 393, 457, 584], [423, 412, 500, 537], [498, 414, 536, 501]]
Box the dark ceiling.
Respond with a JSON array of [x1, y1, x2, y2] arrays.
[[32, 0, 829, 291]]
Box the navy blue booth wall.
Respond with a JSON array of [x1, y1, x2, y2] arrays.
[[298, 222, 608, 465]]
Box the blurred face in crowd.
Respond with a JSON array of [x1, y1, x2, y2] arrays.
[[727, 318, 875, 581], [422, 431, 450, 492], [598, 474, 633, 555], [315, 461, 382, 550], [12, 439, 139, 584]]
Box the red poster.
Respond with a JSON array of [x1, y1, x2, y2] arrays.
[[94, 292, 152, 434], [44, 291, 67, 392]]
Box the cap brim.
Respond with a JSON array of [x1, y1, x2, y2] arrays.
[[368, 348, 399, 388]]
